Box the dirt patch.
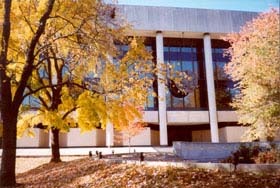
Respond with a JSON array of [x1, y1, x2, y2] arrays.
[[16, 156, 83, 173]]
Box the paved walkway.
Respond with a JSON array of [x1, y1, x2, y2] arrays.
[[0, 147, 173, 157]]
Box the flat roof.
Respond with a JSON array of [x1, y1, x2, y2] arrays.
[[117, 5, 258, 36]]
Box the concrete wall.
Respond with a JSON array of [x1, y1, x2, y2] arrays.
[[167, 111, 209, 124], [193, 126, 280, 143], [192, 126, 248, 142], [217, 111, 238, 122], [94, 129, 106, 146], [144, 110, 237, 125], [59, 128, 106, 147], [59, 132, 68, 147], [114, 130, 124, 146], [66, 128, 106, 147], [117, 5, 258, 34], [174, 141, 280, 162], [115, 127, 152, 146], [143, 111, 159, 123], [122, 128, 152, 146], [144, 110, 239, 125], [17, 128, 49, 148], [220, 126, 248, 142]]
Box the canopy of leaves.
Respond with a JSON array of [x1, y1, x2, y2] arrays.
[[1, 0, 194, 138], [17, 37, 154, 137], [4, 0, 155, 138], [224, 9, 280, 141]]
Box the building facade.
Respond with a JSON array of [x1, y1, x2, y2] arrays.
[[16, 5, 279, 148], [109, 5, 258, 146]]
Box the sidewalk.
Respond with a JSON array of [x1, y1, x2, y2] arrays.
[[0, 147, 173, 157]]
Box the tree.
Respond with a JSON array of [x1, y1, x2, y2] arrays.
[[0, 0, 55, 186], [0, 0, 136, 185], [15, 0, 131, 163], [224, 9, 280, 141], [113, 107, 146, 152], [120, 123, 146, 153], [0, 1, 194, 186], [17, 37, 154, 162]]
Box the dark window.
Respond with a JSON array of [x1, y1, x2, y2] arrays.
[[211, 40, 237, 110], [163, 38, 207, 110], [116, 40, 157, 110]]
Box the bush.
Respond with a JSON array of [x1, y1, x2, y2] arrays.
[[222, 144, 280, 164], [254, 148, 280, 164]]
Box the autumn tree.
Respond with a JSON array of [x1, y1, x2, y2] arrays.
[[119, 122, 146, 153], [0, 0, 138, 185], [224, 9, 280, 141], [16, 0, 132, 163], [0, 0, 55, 186], [18, 37, 154, 162], [113, 107, 146, 152], [0, 1, 194, 186]]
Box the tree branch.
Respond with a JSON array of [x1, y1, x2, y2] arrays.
[[62, 106, 78, 120], [12, 0, 55, 109], [23, 82, 68, 99]]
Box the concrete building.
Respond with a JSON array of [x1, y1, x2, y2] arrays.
[[15, 5, 279, 148]]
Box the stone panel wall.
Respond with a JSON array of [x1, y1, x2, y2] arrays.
[[173, 141, 280, 162]]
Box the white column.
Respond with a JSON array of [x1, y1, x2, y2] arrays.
[[203, 33, 219, 142], [106, 122, 114, 147], [105, 55, 114, 147], [156, 31, 168, 146]]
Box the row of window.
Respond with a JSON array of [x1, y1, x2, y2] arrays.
[[143, 38, 237, 111], [23, 38, 237, 111]]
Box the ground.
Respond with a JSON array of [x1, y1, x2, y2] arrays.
[[15, 156, 280, 188], [16, 156, 83, 173]]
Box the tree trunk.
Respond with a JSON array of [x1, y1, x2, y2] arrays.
[[0, 0, 15, 185], [0, 0, 55, 186], [50, 128, 62, 163], [0, 112, 17, 186]]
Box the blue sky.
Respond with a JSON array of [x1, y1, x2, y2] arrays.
[[116, 0, 279, 12]]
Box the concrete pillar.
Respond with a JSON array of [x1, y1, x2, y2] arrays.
[[156, 31, 168, 145], [106, 122, 114, 147], [105, 54, 114, 147], [203, 33, 219, 142]]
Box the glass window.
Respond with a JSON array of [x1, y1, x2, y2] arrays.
[[169, 47, 181, 61], [114, 44, 157, 110], [182, 47, 192, 52], [184, 92, 196, 107], [173, 97, 184, 109], [212, 47, 235, 110], [182, 61, 193, 72], [164, 46, 199, 110], [216, 61, 228, 80], [166, 90, 171, 109], [145, 46, 152, 51], [212, 48, 228, 80]]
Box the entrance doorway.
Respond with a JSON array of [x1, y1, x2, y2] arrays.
[[167, 126, 192, 146]]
